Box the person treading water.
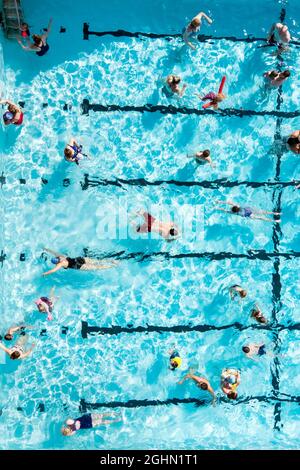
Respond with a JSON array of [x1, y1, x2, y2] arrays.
[[42, 248, 118, 276], [178, 368, 216, 404]]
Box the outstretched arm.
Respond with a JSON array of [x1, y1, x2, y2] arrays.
[[178, 84, 187, 97], [253, 215, 280, 223], [21, 345, 35, 359], [195, 11, 213, 24], [215, 200, 235, 206], [178, 373, 192, 385], [0, 343, 11, 354], [7, 326, 24, 335], [42, 263, 64, 276], [42, 18, 53, 40]]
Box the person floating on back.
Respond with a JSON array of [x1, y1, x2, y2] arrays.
[[42, 248, 118, 276], [264, 70, 290, 87], [61, 412, 122, 436], [17, 18, 52, 56], [0, 334, 35, 360], [0, 99, 24, 126], [183, 11, 213, 50], [242, 343, 267, 361], [215, 200, 281, 223]]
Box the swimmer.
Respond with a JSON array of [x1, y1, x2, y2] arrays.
[[133, 211, 179, 241], [183, 11, 213, 50], [0, 335, 35, 360], [196, 91, 226, 110], [187, 149, 213, 167], [267, 23, 291, 49], [178, 368, 216, 404], [287, 131, 300, 154], [42, 248, 118, 276], [251, 305, 268, 324], [0, 99, 24, 126], [19, 23, 30, 38], [3, 325, 31, 341], [164, 75, 187, 97], [215, 200, 281, 223], [61, 412, 122, 436], [17, 18, 52, 56], [35, 287, 58, 321], [263, 70, 290, 87], [221, 368, 240, 400], [242, 343, 267, 361], [168, 348, 182, 370], [64, 138, 88, 165], [229, 285, 247, 300]]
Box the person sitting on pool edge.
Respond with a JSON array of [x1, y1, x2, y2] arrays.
[[264, 70, 290, 87], [221, 368, 241, 400], [164, 75, 187, 97], [0, 334, 35, 360], [168, 348, 182, 370], [183, 11, 213, 50], [178, 368, 216, 404], [0, 99, 24, 126], [17, 18, 52, 56], [287, 130, 300, 154], [61, 412, 122, 436], [42, 248, 118, 276], [215, 200, 281, 223]]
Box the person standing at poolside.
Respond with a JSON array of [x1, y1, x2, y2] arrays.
[[178, 368, 216, 404], [183, 11, 213, 50], [61, 412, 122, 436], [0, 335, 35, 360], [215, 200, 281, 223], [0, 99, 24, 126], [17, 18, 52, 56], [42, 248, 118, 276]]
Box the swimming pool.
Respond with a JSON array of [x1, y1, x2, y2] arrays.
[[0, 0, 299, 450]]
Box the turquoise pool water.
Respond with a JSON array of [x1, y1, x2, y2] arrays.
[[0, 0, 299, 450]]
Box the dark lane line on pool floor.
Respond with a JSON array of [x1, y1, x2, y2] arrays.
[[270, 2, 287, 432], [81, 320, 300, 338], [81, 99, 300, 119], [79, 394, 300, 413], [82, 22, 300, 47]]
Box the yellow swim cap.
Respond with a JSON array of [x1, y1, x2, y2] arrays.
[[171, 356, 182, 368]]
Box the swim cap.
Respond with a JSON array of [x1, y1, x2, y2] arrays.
[[3, 111, 13, 122], [171, 356, 182, 368], [51, 257, 60, 264]]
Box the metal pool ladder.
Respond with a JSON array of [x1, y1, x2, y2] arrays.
[[1, 0, 25, 39]]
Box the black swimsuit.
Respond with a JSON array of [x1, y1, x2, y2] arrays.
[[36, 41, 49, 56], [66, 257, 85, 270]]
